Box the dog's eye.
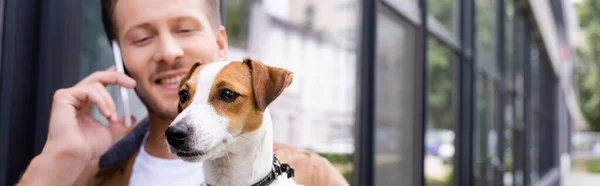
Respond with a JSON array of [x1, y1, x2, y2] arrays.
[[220, 89, 239, 102], [179, 89, 189, 103]]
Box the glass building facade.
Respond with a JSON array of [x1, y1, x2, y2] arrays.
[[357, 0, 577, 185]]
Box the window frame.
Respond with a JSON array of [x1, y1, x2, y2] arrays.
[[357, 0, 476, 185]]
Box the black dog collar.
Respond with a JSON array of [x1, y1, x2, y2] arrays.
[[205, 154, 295, 186], [251, 154, 295, 186]]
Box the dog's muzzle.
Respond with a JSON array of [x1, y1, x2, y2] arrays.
[[165, 124, 190, 148]]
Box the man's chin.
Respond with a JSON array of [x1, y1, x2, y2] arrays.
[[136, 90, 179, 121], [148, 102, 179, 121]]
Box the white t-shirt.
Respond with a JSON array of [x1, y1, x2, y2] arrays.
[[129, 132, 205, 186]]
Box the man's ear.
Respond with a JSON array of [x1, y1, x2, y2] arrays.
[[243, 57, 293, 111], [216, 25, 229, 61]]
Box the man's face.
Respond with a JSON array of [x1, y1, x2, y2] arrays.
[[113, 0, 228, 120]]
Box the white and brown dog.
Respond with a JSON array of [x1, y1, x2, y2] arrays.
[[165, 58, 299, 186]]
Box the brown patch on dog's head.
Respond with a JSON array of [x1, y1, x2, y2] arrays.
[[207, 58, 293, 134], [177, 61, 204, 113]]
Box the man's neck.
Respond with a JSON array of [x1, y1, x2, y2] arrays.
[[144, 113, 178, 159]]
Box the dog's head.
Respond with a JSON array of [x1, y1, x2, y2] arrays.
[[165, 57, 293, 162]]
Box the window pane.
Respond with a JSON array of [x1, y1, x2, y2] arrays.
[[374, 5, 418, 186], [476, 0, 495, 62], [428, 0, 458, 35], [529, 41, 540, 182], [489, 81, 500, 184], [504, 1, 516, 183], [505, 0, 515, 89], [537, 48, 557, 178], [504, 92, 515, 186], [425, 37, 455, 186], [474, 74, 489, 186]]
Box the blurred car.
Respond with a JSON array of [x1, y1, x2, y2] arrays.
[[425, 129, 455, 163]]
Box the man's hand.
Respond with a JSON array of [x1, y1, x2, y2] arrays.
[[17, 66, 137, 186]]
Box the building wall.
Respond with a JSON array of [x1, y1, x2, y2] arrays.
[[286, 0, 359, 42]]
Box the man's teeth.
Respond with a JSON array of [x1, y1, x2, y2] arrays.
[[159, 75, 185, 84]]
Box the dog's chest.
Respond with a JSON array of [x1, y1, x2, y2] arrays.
[[199, 175, 301, 186], [269, 174, 301, 186]]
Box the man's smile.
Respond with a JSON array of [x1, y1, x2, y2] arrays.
[[153, 69, 189, 91], [156, 74, 185, 90]]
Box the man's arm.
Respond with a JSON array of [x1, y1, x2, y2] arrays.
[[309, 154, 350, 186], [273, 143, 350, 186], [17, 150, 89, 186]]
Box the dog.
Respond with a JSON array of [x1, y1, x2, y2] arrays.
[[165, 58, 300, 186]]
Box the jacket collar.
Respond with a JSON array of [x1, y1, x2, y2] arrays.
[[98, 118, 150, 167]]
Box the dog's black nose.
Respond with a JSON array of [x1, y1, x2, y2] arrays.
[[165, 125, 190, 147]]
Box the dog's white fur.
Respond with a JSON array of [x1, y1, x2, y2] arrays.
[[168, 61, 299, 186]]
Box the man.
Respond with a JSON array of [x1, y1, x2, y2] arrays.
[[17, 0, 349, 185]]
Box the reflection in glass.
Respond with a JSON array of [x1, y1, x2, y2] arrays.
[[504, 92, 515, 186], [505, 0, 515, 89], [529, 41, 540, 183], [475, 0, 495, 60], [225, 0, 251, 48], [504, 2, 515, 181], [474, 74, 488, 186], [428, 0, 457, 34], [488, 81, 500, 184], [374, 5, 418, 186], [425, 37, 455, 186], [503, 1, 517, 185]]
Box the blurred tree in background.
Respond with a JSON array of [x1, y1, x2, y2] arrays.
[[426, 0, 456, 131], [428, 0, 455, 32], [425, 2, 457, 185], [576, 0, 600, 131], [427, 37, 455, 130], [225, 0, 251, 48]]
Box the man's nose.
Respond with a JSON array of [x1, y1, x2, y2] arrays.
[[153, 34, 184, 64]]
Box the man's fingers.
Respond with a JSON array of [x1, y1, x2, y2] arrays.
[[67, 87, 113, 118], [91, 83, 118, 122], [84, 88, 115, 119], [77, 71, 136, 88]]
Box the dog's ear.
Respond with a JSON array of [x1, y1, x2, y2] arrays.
[[243, 57, 293, 111], [179, 61, 203, 89]]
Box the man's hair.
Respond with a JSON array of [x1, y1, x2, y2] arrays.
[[101, 0, 221, 42]]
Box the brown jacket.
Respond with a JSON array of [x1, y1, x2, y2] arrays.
[[74, 119, 349, 186]]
